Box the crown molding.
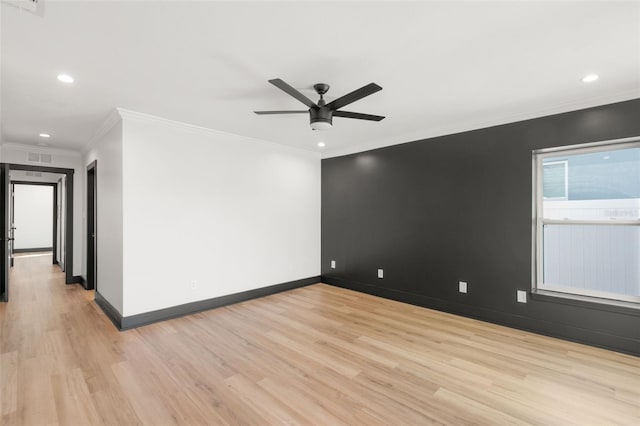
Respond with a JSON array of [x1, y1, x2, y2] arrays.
[[0, 142, 82, 157], [323, 90, 640, 159], [116, 108, 321, 158], [83, 108, 123, 154]]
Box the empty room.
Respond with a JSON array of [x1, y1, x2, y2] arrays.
[[1, 1, 639, 425]]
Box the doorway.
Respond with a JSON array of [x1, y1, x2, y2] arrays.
[[87, 161, 96, 291], [0, 163, 75, 302]]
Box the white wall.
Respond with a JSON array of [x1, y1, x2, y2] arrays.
[[13, 185, 53, 250], [2, 109, 321, 317], [84, 119, 124, 314], [0, 144, 83, 276], [121, 111, 321, 316]]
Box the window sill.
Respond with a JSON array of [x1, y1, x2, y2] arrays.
[[531, 290, 640, 317]]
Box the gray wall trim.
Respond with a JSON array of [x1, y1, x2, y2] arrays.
[[95, 276, 320, 331], [94, 290, 122, 330], [322, 276, 640, 357], [13, 247, 52, 253], [121, 276, 320, 330]]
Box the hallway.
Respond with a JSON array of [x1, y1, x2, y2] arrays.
[[0, 253, 115, 424], [1, 255, 640, 425]]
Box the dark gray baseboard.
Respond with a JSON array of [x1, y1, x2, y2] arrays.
[[95, 276, 321, 331], [322, 275, 640, 357], [13, 247, 52, 253], [65, 275, 84, 286], [95, 291, 122, 329]]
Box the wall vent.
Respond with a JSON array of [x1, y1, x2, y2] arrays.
[[27, 152, 52, 164]]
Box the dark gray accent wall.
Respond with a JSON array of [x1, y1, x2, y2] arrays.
[[321, 98, 640, 356]]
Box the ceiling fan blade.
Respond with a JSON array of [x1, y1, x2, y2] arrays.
[[326, 83, 382, 110], [268, 79, 317, 108], [333, 110, 385, 121], [254, 110, 308, 115]]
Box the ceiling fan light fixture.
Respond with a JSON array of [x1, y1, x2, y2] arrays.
[[310, 120, 332, 131], [310, 107, 333, 130]]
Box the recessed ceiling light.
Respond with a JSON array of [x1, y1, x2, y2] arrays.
[[581, 74, 599, 83], [39, 133, 50, 138], [57, 74, 74, 83], [317, 142, 325, 148]]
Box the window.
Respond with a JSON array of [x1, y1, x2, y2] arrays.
[[543, 161, 568, 200], [533, 137, 640, 306]]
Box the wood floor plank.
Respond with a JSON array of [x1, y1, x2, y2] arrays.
[[257, 376, 348, 425], [1, 254, 639, 425], [50, 367, 102, 426], [17, 356, 59, 426], [0, 351, 17, 416], [224, 373, 309, 424]]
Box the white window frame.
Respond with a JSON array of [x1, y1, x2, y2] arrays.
[[532, 136, 640, 307]]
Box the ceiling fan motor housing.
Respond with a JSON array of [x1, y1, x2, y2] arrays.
[[310, 107, 333, 130]]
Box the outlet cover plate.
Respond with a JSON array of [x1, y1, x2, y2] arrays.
[[377, 269, 384, 279], [459, 281, 467, 293], [331, 260, 336, 269], [517, 290, 527, 303]]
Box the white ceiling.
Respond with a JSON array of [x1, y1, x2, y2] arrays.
[[1, 1, 639, 158]]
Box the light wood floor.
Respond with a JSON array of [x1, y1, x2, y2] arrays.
[[1, 255, 639, 425]]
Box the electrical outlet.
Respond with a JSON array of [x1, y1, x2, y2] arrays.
[[517, 290, 527, 303], [190, 280, 198, 290], [459, 281, 467, 293], [331, 260, 336, 269], [377, 269, 384, 279]]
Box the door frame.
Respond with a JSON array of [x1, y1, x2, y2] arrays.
[[0, 163, 75, 287], [56, 177, 65, 271], [86, 160, 97, 291], [10, 178, 14, 268], [1, 164, 10, 301], [11, 181, 58, 263]]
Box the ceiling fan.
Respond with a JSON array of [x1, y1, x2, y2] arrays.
[[254, 78, 385, 130]]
